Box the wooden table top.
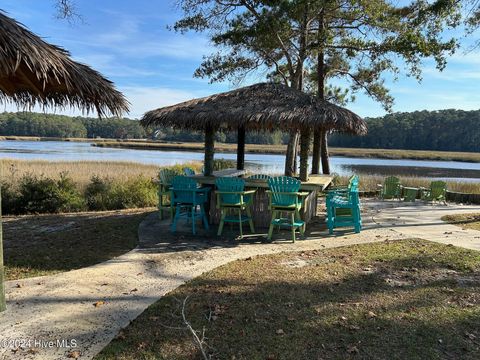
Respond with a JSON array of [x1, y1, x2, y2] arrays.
[[193, 173, 334, 192]]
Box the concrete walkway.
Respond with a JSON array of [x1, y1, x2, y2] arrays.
[[1, 200, 479, 359]]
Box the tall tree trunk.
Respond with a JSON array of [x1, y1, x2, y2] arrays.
[[204, 125, 215, 176], [299, 128, 311, 181], [284, 131, 299, 176], [313, 10, 327, 175], [285, 3, 309, 178], [320, 130, 330, 174]]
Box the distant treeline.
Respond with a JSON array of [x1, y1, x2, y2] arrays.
[[331, 109, 480, 152], [1, 109, 479, 152], [0, 112, 146, 139]]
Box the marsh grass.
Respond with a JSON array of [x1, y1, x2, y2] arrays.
[[0, 159, 202, 189]]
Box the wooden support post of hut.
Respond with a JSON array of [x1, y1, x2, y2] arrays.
[[237, 125, 246, 170], [204, 124, 215, 176], [299, 127, 311, 181], [312, 128, 322, 174]]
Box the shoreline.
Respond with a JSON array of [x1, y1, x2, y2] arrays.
[[1, 135, 480, 163]]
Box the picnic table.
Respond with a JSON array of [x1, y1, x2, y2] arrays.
[[192, 170, 333, 228]]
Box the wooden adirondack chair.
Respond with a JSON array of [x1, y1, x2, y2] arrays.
[[183, 167, 196, 176], [326, 181, 362, 234], [247, 174, 272, 180], [267, 176, 308, 242], [170, 176, 210, 235], [215, 177, 256, 238], [158, 168, 178, 220], [377, 176, 401, 200], [420, 181, 447, 204]]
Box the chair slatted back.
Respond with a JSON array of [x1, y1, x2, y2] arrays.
[[430, 181, 447, 199], [183, 167, 196, 176], [216, 177, 245, 204], [348, 175, 359, 191], [383, 176, 400, 197], [268, 176, 301, 206], [159, 168, 178, 187], [171, 176, 199, 204], [248, 174, 272, 180]]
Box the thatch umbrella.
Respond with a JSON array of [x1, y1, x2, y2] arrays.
[[0, 11, 128, 117], [0, 10, 129, 312], [142, 82, 366, 178]]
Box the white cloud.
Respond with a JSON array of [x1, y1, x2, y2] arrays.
[[74, 53, 156, 77], [120, 86, 205, 118]]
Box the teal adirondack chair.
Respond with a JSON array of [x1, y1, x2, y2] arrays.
[[420, 181, 447, 204], [327, 175, 359, 216], [248, 174, 272, 180], [183, 167, 196, 176], [215, 177, 256, 238], [377, 176, 401, 200], [267, 176, 307, 242], [158, 168, 178, 220], [170, 176, 210, 235], [326, 180, 362, 234], [328, 175, 358, 196]]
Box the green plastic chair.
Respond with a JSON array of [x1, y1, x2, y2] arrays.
[[170, 176, 210, 235], [158, 168, 178, 220], [215, 177, 256, 238], [326, 184, 361, 234], [183, 167, 196, 176], [420, 181, 447, 204], [377, 176, 401, 200], [247, 174, 272, 180], [267, 176, 307, 243]]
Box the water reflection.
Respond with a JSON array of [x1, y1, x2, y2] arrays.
[[1, 140, 479, 182]]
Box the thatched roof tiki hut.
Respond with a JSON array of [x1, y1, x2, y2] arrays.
[[142, 82, 366, 179], [0, 10, 129, 312]]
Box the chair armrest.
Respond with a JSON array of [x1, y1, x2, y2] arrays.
[[215, 190, 256, 195]]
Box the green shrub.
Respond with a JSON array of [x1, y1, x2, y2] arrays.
[[1, 181, 20, 215], [84, 176, 115, 211], [85, 175, 157, 211], [17, 172, 85, 214], [110, 177, 157, 209]]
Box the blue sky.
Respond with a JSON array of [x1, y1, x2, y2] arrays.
[[1, 0, 479, 119]]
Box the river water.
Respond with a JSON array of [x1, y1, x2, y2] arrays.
[[1, 140, 479, 181]]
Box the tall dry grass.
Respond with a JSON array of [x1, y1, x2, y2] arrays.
[[0, 159, 203, 189], [1, 159, 478, 194]]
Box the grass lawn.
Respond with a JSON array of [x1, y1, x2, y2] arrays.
[[96, 239, 480, 360], [3, 209, 151, 280], [443, 213, 480, 231]]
